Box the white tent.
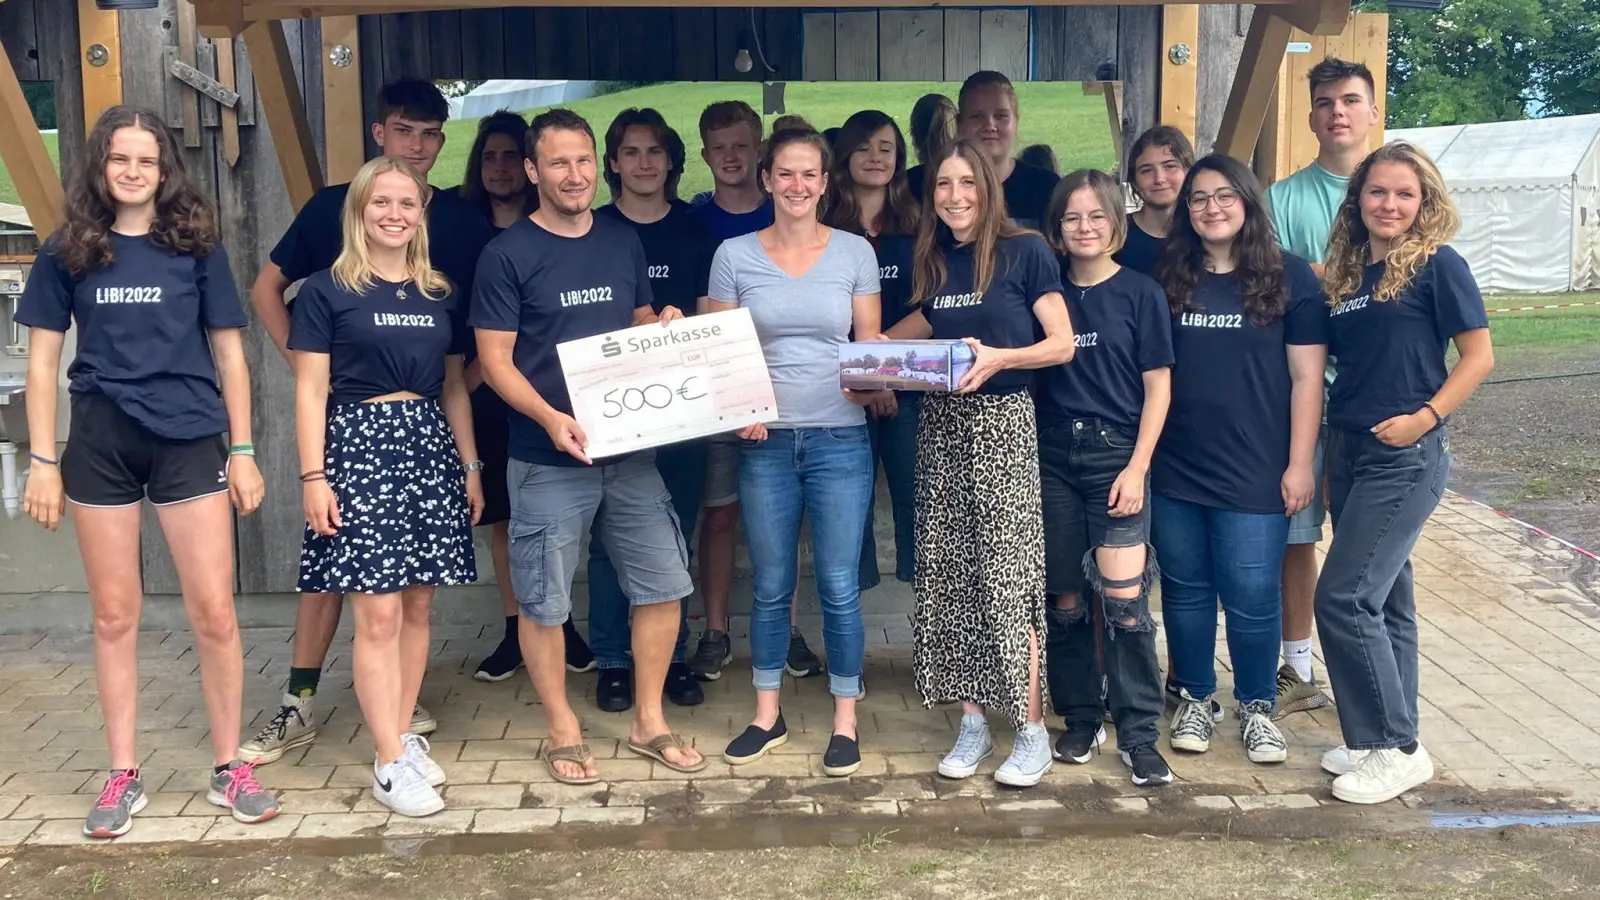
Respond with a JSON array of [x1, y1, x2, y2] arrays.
[[1389, 115, 1600, 293], [446, 80, 602, 120]]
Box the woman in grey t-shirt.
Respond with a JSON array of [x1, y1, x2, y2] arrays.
[[707, 121, 883, 779]]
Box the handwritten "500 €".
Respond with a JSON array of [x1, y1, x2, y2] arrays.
[[600, 376, 709, 418]]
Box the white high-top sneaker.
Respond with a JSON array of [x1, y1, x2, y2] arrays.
[[238, 692, 317, 764], [938, 713, 994, 779], [994, 721, 1052, 787]]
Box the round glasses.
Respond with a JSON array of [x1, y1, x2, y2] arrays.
[[1187, 189, 1241, 212]]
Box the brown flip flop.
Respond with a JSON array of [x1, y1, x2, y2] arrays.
[[544, 743, 601, 785], [627, 733, 709, 773]]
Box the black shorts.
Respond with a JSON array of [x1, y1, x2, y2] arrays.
[[1039, 417, 1152, 596], [61, 393, 229, 507], [471, 385, 511, 526]]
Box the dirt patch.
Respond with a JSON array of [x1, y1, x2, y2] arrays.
[[4, 826, 1600, 899], [1446, 343, 1600, 561]]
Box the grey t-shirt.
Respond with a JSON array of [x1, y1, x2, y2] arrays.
[[709, 229, 880, 429]]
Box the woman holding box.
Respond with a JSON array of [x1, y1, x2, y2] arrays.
[[289, 157, 483, 817], [1037, 170, 1175, 786], [824, 109, 921, 588], [1314, 141, 1492, 804], [885, 138, 1075, 787], [708, 119, 882, 777]]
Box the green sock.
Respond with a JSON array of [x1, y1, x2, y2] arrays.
[[286, 667, 321, 698]]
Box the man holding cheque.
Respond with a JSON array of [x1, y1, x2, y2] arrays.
[[471, 109, 708, 785]]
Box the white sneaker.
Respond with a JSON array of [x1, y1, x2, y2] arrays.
[[1320, 745, 1370, 776], [238, 692, 317, 764], [938, 713, 993, 779], [410, 705, 438, 736], [401, 733, 447, 787], [1331, 745, 1433, 805], [373, 757, 445, 818], [1238, 701, 1288, 764], [994, 722, 1052, 787], [1169, 690, 1215, 754]]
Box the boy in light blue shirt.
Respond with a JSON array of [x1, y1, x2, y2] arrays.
[[1264, 58, 1380, 719]]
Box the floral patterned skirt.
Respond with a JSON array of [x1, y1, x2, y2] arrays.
[[297, 399, 477, 595]]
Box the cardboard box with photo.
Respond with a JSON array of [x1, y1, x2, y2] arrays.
[[837, 340, 975, 393]]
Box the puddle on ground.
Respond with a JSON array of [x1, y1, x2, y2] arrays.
[[1431, 811, 1600, 830]]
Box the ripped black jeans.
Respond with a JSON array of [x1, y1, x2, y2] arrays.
[[1039, 418, 1164, 750]]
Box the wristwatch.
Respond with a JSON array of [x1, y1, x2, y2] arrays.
[[463, 460, 485, 473]]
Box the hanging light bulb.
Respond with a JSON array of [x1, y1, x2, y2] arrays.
[[734, 48, 754, 74]]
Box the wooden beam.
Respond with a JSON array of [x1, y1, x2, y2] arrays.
[[78, 0, 122, 134], [1160, 4, 1199, 144], [177, 1, 203, 149], [321, 15, 363, 183], [1213, 9, 1293, 164], [1102, 81, 1126, 178], [0, 36, 64, 237], [242, 20, 324, 211], [1276, 0, 1350, 36]]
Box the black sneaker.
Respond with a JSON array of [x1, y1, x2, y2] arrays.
[[596, 668, 632, 712], [1165, 680, 1223, 722], [1120, 743, 1175, 787], [724, 714, 788, 765], [1052, 724, 1106, 764], [690, 630, 732, 682], [565, 620, 596, 674], [785, 629, 823, 678], [665, 661, 704, 707], [473, 633, 523, 683], [822, 733, 861, 777]]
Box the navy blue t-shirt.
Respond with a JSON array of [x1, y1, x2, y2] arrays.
[[1153, 254, 1329, 515], [595, 201, 716, 316], [271, 181, 496, 299], [1327, 245, 1488, 433], [870, 233, 917, 331], [1035, 265, 1174, 431], [469, 215, 653, 466], [907, 160, 1061, 230], [287, 271, 468, 405], [1113, 216, 1167, 278], [691, 196, 774, 242], [920, 233, 1062, 394], [16, 234, 247, 441]]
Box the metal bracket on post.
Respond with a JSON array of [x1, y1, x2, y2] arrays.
[[168, 59, 241, 109], [762, 81, 786, 116]]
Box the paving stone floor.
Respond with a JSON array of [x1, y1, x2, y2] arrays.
[[0, 493, 1597, 847]]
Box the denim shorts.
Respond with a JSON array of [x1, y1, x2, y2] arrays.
[[702, 434, 740, 509], [506, 451, 693, 625], [1286, 424, 1329, 545]]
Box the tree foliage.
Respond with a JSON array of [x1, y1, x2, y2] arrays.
[[1370, 0, 1600, 127]]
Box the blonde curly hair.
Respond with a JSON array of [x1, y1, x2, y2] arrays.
[[1322, 141, 1459, 307]]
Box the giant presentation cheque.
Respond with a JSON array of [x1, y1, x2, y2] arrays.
[[556, 307, 779, 460]]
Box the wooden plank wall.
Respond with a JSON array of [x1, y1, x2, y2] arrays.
[[1196, 4, 1251, 156], [801, 8, 1030, 82], [116, 0, 324, 594], [1257, 11, 1387, 185], [0, 0, 87, 178]]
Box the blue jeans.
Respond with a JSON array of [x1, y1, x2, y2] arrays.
[[740, 426, 872, 698], [586, 440, 707, 670], [1151, 493, 1288, 706], [1315, 426, 1449, 750], [860, 393, 921, 586]]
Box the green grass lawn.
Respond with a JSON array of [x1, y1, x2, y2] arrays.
[[0, 131, 60, 206], [1480, 293, 1600, 349], [429, 81, 1115, 199]]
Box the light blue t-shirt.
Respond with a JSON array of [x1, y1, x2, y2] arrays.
[[708, 230, 880, 429], [1265, 162, 1348, 265]]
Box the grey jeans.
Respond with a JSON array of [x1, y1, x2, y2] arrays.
[[1314, 425, 1450, 751]]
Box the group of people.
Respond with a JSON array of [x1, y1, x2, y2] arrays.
[[16, 59, 1494, 838]]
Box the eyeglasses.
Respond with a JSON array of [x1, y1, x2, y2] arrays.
[[1187, 189, 1240, 212], [1061, 212, 1111, 230]]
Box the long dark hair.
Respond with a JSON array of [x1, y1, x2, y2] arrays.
[[57, 106, 217, 276], [1155, 154, 1286, 326], [911, 138, 1025, 305], [822, 110, 918, 238], [460, 109, 536, 219]]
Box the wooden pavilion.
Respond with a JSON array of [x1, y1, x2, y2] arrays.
[[0, 0, 1365, 594]]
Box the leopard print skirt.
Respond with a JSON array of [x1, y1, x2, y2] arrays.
[[912, 390, 1048, 729]]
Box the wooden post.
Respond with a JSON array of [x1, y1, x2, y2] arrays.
[[321, 15, 364, 184], [1213, 9, 1293, 164], [242, 19, 324, 211], [1160, 4, 1199, 144], [78, 0, 123, 133], [0, 37, 64, 237], [1102, 82, 1125, 178]]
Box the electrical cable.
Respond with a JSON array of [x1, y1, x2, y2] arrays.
[[748, 8, 776, 74], [1478, 371, 1600, 386]]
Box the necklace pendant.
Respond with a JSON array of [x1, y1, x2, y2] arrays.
[[396, 286, 408, 300]]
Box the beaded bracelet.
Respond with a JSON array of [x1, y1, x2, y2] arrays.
[[1421, 401, 1444, 427]]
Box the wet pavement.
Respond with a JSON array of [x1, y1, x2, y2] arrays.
[[0, 492, 1597, 854]]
